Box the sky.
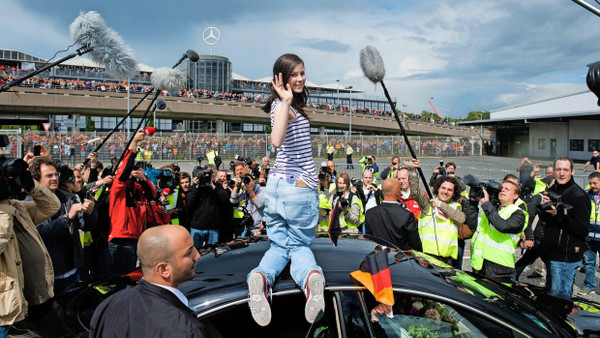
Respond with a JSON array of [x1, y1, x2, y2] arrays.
[[3, 0, 600, 118]]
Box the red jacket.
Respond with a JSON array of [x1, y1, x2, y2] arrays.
[[108, 150, 155, 241], [399, 195, 421, 221]]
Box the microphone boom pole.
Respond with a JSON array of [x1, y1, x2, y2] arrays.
[[379, 81, 433, 198], [0, 46, 92, 93], [82, 89, 154, 166]]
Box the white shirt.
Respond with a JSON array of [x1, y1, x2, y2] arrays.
[[148, 280, 189, 307]]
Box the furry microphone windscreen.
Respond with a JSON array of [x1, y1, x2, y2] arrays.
[[360, 46, 385, 84], [186, 50, 200, 62], [69, 11, 139, 79], [151, 67, 186, 93]]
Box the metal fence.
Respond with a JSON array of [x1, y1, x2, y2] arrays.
[[7, 130, 483, 164]]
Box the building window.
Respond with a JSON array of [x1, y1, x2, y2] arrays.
[[570, 139, 584, 152], [589, 139, 600, 152], [538, 139, 545, 150]]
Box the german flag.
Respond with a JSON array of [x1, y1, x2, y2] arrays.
[[350, 250, 394, 306]]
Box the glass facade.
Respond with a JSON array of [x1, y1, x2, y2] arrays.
[[179, 55, 232, 93]]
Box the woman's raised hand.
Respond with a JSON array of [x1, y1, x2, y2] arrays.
[[272, 72, 293, 103]]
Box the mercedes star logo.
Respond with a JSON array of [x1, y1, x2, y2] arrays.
[[203, 27, 221, 46]]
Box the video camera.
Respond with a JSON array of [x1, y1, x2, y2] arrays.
[[537, 191, 573, 214], [0, 156, 31, 200], [55, 160, 75, 184], [464, 174, 502, 205], [193, 168, 213, 188]]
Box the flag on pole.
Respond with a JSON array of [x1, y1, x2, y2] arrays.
[[350, 250, 394, 306]]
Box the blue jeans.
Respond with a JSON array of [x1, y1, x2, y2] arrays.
[[548, 260, 579, 300], [0, 325, 9, 338], [583, 241, 600, 289], [248, 177, 322, 291], [190, 228, 219, 248], [101, 238, 138, 278]]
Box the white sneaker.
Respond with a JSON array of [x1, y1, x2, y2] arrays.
[[305, 270, 325, 323], [248, 272, 271, 326]]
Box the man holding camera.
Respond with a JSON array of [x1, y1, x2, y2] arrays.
[[395, 167, 421, 220], [187, 167, 231, 247], [230, 174, 265, 237], [470, 181, 527, 282], [30, 158, 97, 293], [359, 155, 379, 180], [353, 169, 381, 214], [379, 156, 400, 182], [541, 157, 590, 300], [580, 172, 600, 295], [317, 167, 336, 232], [0, 157, 59, 336]]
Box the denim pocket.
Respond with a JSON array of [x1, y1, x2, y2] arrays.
[[282, 190, 318, 231]]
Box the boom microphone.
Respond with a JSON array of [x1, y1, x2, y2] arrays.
[[151, 67, 186, 93], [186, 49, 200, 62], [360, 46, 385, 83], [155, 99, 167, 110], [69, 11, 139, 79], [359, 45, 433, 198], [463, 174, 481, 187]]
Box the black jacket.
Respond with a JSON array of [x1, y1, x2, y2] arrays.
[[364, 202, 422, 251], [541, 178, 590, 262], [91, 279, 205, 338], [187, 184, 231, 231]]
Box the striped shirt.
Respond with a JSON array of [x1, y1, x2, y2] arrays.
[[270, 99, 317, 189]]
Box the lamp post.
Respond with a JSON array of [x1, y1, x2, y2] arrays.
[[346, 85, 353, 140], [336, 79, 340, 108], [480, 111, 483, 138]]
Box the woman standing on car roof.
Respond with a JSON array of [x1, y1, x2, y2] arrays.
[[247, 54, 325, 327]]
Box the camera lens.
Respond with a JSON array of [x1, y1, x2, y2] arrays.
[[242, 176, 251, 185]]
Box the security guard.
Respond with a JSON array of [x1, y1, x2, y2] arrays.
[[327, 144, 335, 161], [206, 147, 219, 167], [471, 181, 527, 283]]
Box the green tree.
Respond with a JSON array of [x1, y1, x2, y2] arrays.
[[85, 116, 96, 132], [264, 124, 271, 134], [420, 110, 440, 121], [465, 111, 490, 121], [146, 118, 155, 128]]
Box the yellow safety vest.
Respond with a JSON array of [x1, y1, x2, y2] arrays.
[[234, 199, 246, 219], [165, 187, 179, 225], [532, 178, 547, 195], [338, 194, 365, 229], [471, 203, 527, 270], [418, 201, 462, 259], [143, 149, 153, 162], [327, 146, 334, 154], [207, 150, 218, 166], [589, 197, 600, 240], [135, 147, 144, 162], [318, 183, 336, 230]]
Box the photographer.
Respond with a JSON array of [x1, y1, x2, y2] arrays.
[[30, 158, 96, 293], [516, 157, 534, 186], [470, 181, 527, 283], [105, 130, 154, 278], [0, 157, 59, 335], [187, 167, 230, 248], [331, 172, 364, 234], [358, 155, 379, 180], [580, 172, 600, 295], [317, 166, 336, 231], [395, 167, 421, 220], [230, 173, 265, 237], [379, 156, 400, 181], [352, 169, 381, 214], [167, 171, 191, 230], [410, 159, 466, 264], [541, 157, 590, 300]]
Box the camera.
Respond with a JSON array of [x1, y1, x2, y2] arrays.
[[367, 156, 373, 164], [351, 177, 363, 190], [56, 161, 75, 184], [194, 168, 213, 188], [33, 144, 41, 156], [0, 156, 31, 200], [437, 159, 446, 177], [196, 155, 204, 163], [336, 188, 349, 209], [537, 191, 573, 213], [465, 176, 502, 205], [242, 174, 252, 185]]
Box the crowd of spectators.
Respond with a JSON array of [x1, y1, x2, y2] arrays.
[[0, 64, 459, 126]]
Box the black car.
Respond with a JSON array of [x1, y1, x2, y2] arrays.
[[10, 235, 600, 337]]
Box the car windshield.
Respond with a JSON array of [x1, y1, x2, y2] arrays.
[[407, 251, 553, 333]]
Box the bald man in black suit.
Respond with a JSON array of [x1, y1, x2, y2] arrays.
[[365, 178, 422, 251]]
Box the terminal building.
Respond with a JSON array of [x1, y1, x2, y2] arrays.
[[0, 48, 395, 135], [461, 90, 600, 161]]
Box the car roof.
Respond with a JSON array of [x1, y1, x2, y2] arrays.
[[181, 235, 470, 313]]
